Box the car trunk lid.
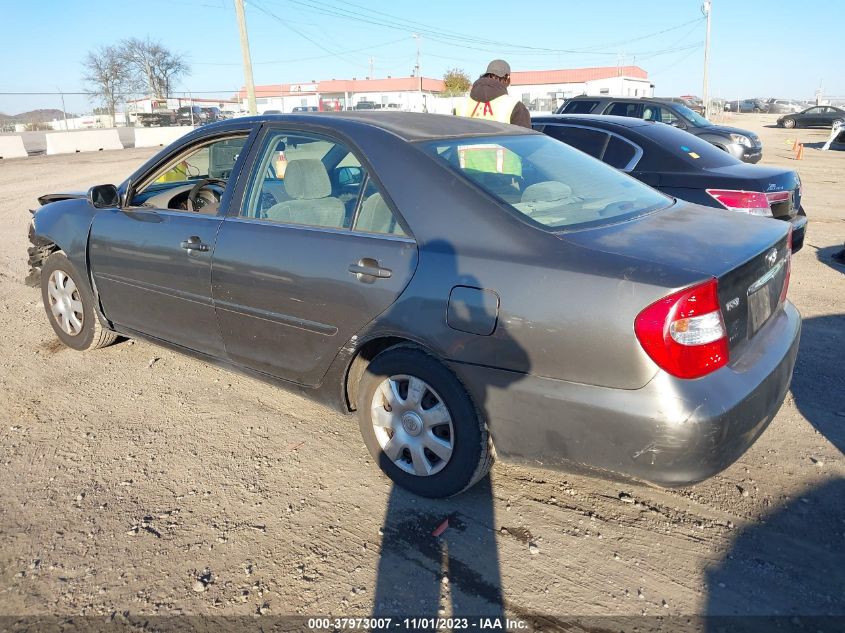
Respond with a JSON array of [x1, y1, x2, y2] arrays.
[[560, 201, 791, 351], [659, 164, 801, 219]]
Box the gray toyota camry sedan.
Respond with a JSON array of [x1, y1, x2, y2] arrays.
[[27, 112, 800, 498]]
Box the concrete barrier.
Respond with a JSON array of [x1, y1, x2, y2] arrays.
[[0, 135, 28, 159], [134, 126, 195, 148], [45, 130, 124, 155]]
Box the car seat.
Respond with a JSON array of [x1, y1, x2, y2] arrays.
[[264, 159, 345, 227]]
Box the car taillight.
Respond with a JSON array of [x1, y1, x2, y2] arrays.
[[765, 191, 791, 205], [634, 278, 729, 379], [706, 189, 772, 216], [779, 227, 792, 303]]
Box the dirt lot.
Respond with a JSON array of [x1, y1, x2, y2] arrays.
[[0, 115, 843, 627]]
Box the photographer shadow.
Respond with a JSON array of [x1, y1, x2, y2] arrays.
[[371, 239, 530, 626]]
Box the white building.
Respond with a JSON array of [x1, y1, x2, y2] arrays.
[[510, 65, 654, 112], [240, 77, 446, 113]]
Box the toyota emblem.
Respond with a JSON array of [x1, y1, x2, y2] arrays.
[[766, 249, 778, 267]]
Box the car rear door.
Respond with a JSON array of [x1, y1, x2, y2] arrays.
[[88, 132, 253, 356], [211, 125, 418, 386]]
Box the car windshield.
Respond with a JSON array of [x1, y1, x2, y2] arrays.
[[421, 134, 671, 231], [674, 104, 712, 127]]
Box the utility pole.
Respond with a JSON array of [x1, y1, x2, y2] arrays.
[[234, 0, 257, 115], [702, 0, 712, 118], [58, 88, 68, 131], [413, 33, 422, 109], [368, 56, 374, 79]]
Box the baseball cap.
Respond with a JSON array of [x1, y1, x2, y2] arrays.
[[485, 59, 511, 77]]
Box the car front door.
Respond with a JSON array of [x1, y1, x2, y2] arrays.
[[212, 127, 418, 386], [802, 107, 823, 126], [89, 132, 253, 356]]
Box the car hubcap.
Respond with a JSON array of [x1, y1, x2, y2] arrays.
[[371, 374, 454, 477], [47, 270, 84, 336]]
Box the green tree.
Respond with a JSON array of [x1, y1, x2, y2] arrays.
[[443, 68, 471, 96]]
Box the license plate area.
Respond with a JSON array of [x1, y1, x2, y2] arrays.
[[747, 259, 786, 336]]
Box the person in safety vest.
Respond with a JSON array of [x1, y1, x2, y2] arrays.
[[455, 59, 531, 128]]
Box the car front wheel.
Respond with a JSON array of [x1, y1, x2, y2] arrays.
[[40, 252, 118, 351], [357, 347, 493, 498], [783, 118, 796, 129]]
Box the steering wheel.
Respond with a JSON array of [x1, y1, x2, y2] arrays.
[[187, 178, 227, 213]]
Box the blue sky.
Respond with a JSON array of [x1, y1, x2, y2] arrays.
[[2, 0, 843, 114]]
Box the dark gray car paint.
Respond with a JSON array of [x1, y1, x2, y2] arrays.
[[30, 112, 800, 486]]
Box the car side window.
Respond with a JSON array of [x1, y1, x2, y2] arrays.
[[353, 178, 407, 237], [604, 102, 643, 118], [602, 136, 639, 170], [130, 134, 249, 213], [244, 131, 366, 229], [543, 125, 608, 159], [561, 100, 599, 114], [657, 108, 681, 126]]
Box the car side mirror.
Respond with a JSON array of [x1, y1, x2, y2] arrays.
[[88, 184, 120, 208], [337, 166, 363, 186]]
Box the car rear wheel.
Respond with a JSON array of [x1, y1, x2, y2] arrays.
[[782, 118, 796, 129], [40, 252, 118, 351], [833, 119, 844, 128], [357, 347, 493, 498]]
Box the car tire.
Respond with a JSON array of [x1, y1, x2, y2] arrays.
[[833, 119, 844, 128], [357, 347, 493, 498], [40, 252, 118, 351], [783, 118, 796, 129]]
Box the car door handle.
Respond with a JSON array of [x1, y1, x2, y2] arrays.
[[348, 258, 392, 280], [180, 236, 209, 252]]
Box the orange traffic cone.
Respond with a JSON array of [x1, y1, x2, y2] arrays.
[[792, 138, 799, 152], [795, 144, 804, 160]]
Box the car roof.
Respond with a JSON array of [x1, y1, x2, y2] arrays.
[[203, 111, 536, 142], [532, 113, 653, 129]]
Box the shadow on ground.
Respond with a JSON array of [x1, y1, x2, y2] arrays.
[[790, 314, 845, 455], [809, 243, 845, 273], [706, 477, 845, 630]]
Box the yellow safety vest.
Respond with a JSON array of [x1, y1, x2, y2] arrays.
[[456, 93, 520, 123]]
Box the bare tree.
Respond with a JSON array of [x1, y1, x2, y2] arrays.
[[120, 38, 189, 99], [82, 45, 132, 121]]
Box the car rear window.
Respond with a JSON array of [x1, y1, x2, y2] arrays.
[[420, 134, 670, 231], [560, 100, 599, 114]]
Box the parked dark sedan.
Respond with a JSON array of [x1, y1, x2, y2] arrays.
[[27, 113, 800, 497], [558, 96, 763, 163], [532, 114, 807, 252], [778, 105, 845, 129]]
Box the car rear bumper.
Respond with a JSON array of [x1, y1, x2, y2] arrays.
[[451, 301, 801, 487], [789, 211, 807, 253]]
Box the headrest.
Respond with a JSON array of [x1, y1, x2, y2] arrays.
[[284, 159, 331, 199], [357, 193, 393, 234], [521, 181, 572, 204]]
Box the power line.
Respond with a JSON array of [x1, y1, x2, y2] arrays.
[[193, 36, 408, 66], [269, 0, 704, 56], [250, 0, 376, 70]]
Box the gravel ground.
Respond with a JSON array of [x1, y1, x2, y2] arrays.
[[0, 114, 843, 626]]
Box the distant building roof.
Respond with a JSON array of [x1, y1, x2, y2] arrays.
[[239, 76, 445, 98], [509, 66, 648, 86]]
